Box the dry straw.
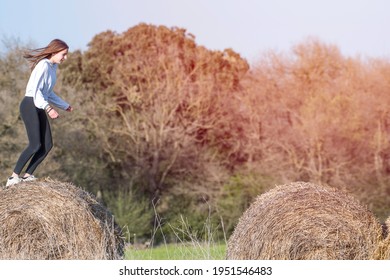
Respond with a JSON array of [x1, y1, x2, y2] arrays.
[[374, 216, 390, 259], [226, 181, 387, 260], [0, 179, 124, 259]]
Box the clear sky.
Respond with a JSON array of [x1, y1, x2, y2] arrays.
[[0, 0, 389, 62]]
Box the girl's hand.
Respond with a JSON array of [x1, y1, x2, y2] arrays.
[[66, 105, 73, 112], [48, 108, 59, 119]]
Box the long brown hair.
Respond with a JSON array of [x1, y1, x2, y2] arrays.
[[24, 39, 69, 70]]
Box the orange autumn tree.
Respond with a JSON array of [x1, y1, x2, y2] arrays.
[[61, 24, 250, 199], [246, 39, 390, 210]]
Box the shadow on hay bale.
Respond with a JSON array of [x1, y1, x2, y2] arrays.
[[0, 179, 125, 259], [226, 182, 385, 260]]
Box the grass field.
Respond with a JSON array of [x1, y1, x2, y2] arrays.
[[125, 243, 226, 260]]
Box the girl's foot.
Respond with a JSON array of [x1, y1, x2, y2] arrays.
[[6, 176, 22, 187], [22, 175, 37, 182]]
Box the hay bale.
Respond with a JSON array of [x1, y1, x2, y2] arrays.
[[0, 179, 124, 259], [226, 182, 383, 260]]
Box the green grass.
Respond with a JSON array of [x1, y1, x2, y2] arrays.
[[125, 243, 226, 260]]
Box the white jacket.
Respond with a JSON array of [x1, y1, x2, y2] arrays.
[[25, 58, 69, 110]]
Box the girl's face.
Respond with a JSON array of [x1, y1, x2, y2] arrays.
[[50, 49, 68, 64]]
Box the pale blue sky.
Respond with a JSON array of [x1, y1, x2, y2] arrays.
[[0, 0, 389, 62]]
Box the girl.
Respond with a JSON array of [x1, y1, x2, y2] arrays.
[[6, 39, 73, 187]]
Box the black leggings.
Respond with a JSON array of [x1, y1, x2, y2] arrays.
[[14, 97, 53, 175]]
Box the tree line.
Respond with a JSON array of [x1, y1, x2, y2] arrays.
[[1, 24, 390, 243]]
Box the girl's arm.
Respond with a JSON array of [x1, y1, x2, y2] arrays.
[[48, 92, 70, 111]]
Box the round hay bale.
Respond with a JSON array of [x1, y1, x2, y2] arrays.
[[0, 179, 125, 259], [226, 181, 383, 260]]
